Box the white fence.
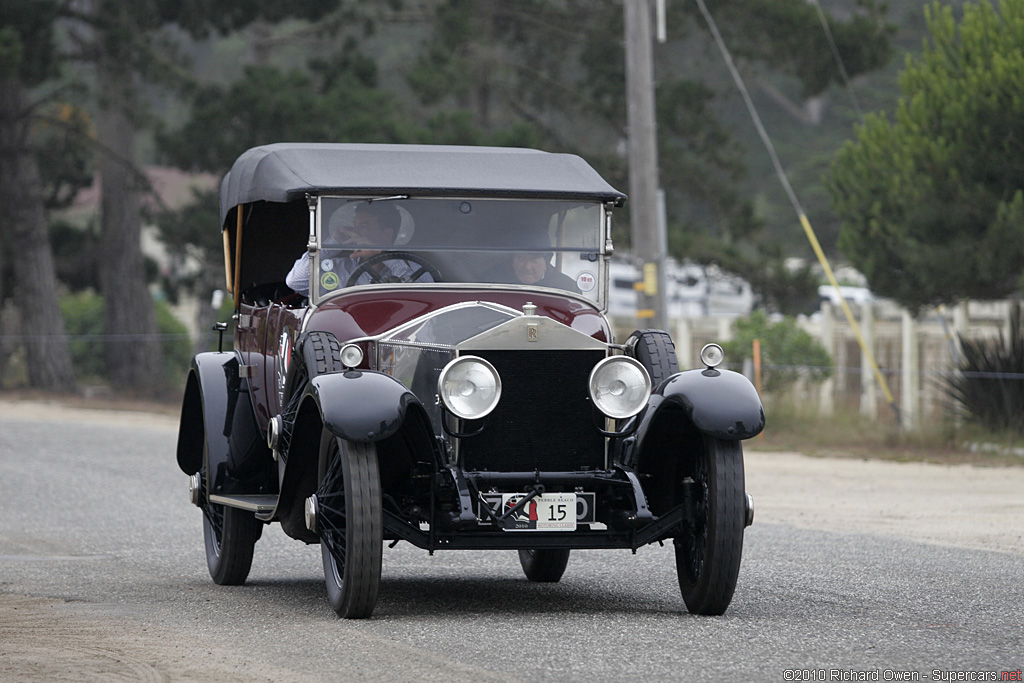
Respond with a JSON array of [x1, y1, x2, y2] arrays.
[[613, 299, 1016, 431]]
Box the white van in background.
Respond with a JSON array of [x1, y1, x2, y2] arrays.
[[817, 284, 874, 308]]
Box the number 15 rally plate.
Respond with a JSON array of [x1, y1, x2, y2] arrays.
[[500, 493, 577, 531]]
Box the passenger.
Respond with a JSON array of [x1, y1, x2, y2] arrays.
[[499, 228, 580, 292], [509, 251, 580, 292], [286, 202, 430, 295]]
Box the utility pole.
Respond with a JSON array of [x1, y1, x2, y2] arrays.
[[624, 0, 667, 331]]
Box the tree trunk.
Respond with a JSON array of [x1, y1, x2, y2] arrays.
[[95, 48, 161, 392], [0, 77, 77, 392]]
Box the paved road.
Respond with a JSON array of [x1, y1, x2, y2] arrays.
[[0, 408, 1021, 681]]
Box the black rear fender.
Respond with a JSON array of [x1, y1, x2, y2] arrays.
[[175, 352, 276, 496], [177, 352, 235, 475]]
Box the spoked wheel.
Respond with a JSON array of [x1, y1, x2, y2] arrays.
[[518, 548, 571, 582], [202, 496, 262, 585], [315, 430, 382, 619], [674, 435, 745, 615]]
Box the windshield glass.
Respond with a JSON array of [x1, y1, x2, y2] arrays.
[[310, 196, 606, 304]]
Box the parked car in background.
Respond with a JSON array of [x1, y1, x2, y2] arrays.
[[175, 143, 764, 618], [609, 258, 754, 320], [817, 284, 874, 308]]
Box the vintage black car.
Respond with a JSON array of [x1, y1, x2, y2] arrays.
[[175, 143, 764, 618]]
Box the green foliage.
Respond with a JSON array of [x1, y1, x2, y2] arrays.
[[714, 0, 894, 98], [154, 297, 192, 386], [50, 219, 101, 293], [722, 311, 832, 392], [159, 0, 341, 38], [60, 291, 192, 387], [150, 1, 897, 313], [158, 63, 414, 172], [946, 304, 1024, 433], [656, 79, 760, 246], [211, 293, 237, 352], [153, 187, 221, 299], [398, 0, 895, 312], [0, 2, 60, 83], [34, 103, 95, 210], [827, 0, 1024, 312], [60, 291, 106, 381], [0, 0, 902, 346]]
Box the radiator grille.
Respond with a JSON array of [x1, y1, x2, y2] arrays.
[[460, 349, 606, 472]]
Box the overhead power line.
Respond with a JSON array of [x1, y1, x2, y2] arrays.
[[693, 0, 900, 424], [810, 0, 865, 122]]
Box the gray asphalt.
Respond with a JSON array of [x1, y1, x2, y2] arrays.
[[1, 415, 1021, 681]]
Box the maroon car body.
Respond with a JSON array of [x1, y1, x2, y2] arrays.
[[175, 143, 764, 619]]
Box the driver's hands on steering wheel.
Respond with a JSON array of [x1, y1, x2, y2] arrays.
[[344, 252, 442, 288]]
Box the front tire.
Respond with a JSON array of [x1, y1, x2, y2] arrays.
[[674, 435, 745, 615], [518, 548, 570, 582], [317, 430, 383, 619]]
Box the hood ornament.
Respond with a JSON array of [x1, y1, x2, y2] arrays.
[[523, 302, 538, 341]]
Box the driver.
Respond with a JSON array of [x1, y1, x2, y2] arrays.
[[285, 202, 431, 295]]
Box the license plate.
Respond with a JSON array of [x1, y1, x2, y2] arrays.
[[499, 493, 577, 531]]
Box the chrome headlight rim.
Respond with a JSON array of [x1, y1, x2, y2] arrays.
[[340, 343, 364, 369], [437, 355, 502, 420], [588, 355, 652, 420], [700, 343, 724, 369]]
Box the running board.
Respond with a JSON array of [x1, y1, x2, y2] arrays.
[[208, 494, 277, 514]]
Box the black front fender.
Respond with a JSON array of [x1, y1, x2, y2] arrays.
[[639, 367, 764, 441], [308, 369, 424, 443]]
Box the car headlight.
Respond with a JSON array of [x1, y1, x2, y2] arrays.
[[438, 356, 502, 420], [588, 356, 651, 419]]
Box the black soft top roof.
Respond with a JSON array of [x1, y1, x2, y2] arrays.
[[219, 143, 626, 224]]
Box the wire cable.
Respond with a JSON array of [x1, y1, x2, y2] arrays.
[[810, 0, 865, 122], [693, 0, 899, 422]]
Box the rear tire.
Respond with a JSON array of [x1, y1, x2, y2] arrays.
[[317, 430, 383, 619], [203, 502, 261, 585], [200, 435, 262, 586], [674, 435, 745, 615], [518, 548, 570, 582]]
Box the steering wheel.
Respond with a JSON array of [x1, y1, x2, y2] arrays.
[[344, 252, 442, 288]]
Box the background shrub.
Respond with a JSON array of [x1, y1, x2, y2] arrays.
[[946, 303, 1024, 433], [722, 311, 832, 393], [60, 291, 192, 390]]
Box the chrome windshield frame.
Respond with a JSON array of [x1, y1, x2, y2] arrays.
[[307, 195, 612, 310]]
